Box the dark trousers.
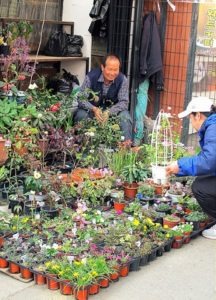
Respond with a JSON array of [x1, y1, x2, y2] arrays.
[[74, 109, 132, 141], [192, 176, 216, 219]]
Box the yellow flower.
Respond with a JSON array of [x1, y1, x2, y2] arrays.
[[146, 218, 154, 226], [0, 36, 4, 45], [166, 234, 170, 238], [45, 261, 51, 268], [133, 219, 140, 226], [73, 272, 79, 278], [91, 271, 98, 277], [163, 225, 169, 229], [143, 225, 147, 231], [12, 226, 17, 231], [74, 261, 82, 266]]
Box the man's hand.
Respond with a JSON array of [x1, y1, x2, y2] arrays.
[[92, 107, 103, 123], [166, 161, 179, 176]]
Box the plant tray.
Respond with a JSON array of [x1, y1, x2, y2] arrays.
[[0, 267, 34, 283]]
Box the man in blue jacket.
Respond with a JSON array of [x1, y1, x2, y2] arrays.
[[166, 96, 216, 239], [73, 54, 132, 142]]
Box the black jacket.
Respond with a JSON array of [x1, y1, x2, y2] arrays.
[[140, 12, 164, 91]]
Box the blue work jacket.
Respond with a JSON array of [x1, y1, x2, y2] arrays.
[[177, 114, 216, 176]]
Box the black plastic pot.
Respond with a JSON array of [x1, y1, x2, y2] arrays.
[[24, 200, 41, 215], [41, 206, 59, 219], [129, 257, 141, 271], [9, 199, 24, 215], [139, 255, 149, 266], [148, 247, 157, 262]]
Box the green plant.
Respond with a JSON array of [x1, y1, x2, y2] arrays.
[[178, 223, 193, 233], [163, 214, 180, 222], [122, 161, 148, 184], [156, 203, 171, 212], [185, 211, 207, 222], [138, 183, 155, 198], [24, 171, 43, 193], [171, 226, 184, 237]]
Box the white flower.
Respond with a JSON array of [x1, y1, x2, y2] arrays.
[[30, 190, 36, 195], [34, 171, 41, 179], [28, 83, 38, 90], [37, 113, 43, 119], [121, 136, 125, 141], [89, 149, 94, 153]]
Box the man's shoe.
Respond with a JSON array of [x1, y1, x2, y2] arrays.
[[202, 224, 216, 240]]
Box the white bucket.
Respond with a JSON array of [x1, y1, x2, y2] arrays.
[[151, 165, 168, 185]]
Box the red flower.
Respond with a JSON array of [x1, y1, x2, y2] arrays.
[[49, 102, 61, 112], [17, 74, 26, 81]]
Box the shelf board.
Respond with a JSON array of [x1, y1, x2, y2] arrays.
[[29, 55, 88, 63]]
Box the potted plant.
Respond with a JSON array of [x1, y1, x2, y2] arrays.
[[163, 214, 181, 228], [185, 211, 207, 231], [110, 190, 126, 213]]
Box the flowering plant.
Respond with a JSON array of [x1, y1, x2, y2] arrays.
[[24, 171, 43, 193]]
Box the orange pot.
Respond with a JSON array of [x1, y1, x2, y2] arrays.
[[0, 139, 8, 165], [74, 287, 89, 300], [0, 235, 5, 248], [34, 273, 47, 285], [20, 266, 33, 279], [163, 217, 180, 228], [99, 278, 109, 288], [47, 274, 59, 290], [0, 257, 8, 268], [110, 272, 119, 281], [119, 265, 129, 277], [89, 283, 100, 295], [123, 182, 138, 200], [60, 280, 73, 295], [9, 262, 20, 274], [114, 202, 126, 212]]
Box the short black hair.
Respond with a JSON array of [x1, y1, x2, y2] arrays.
[[101, 53, 122, 68]]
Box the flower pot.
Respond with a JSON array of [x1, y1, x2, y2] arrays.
[[151, 165, 168, 185], [172, 239, 183, 249], [47, 274, 59, 290], [0, 139, 8, 165], [0, 45, 10, 56], [74, 287, 89, 300], [60, 280, 73, 295], [119, 265, 129, 277], [199, 221, 207, 229], [110, 272, 119, 281], [20, 266, 33, 279], [0, 235, 5, 248], [9, 262, 20, 274], [123, 182, 138, 200], [163, 216, 180, 228], [9, 199, 24, 215], [34, 272, 47, 285], [99, 278, 109, 288], [183, 232, 191, 244], [24, 200, 40, 215], [41, 206, 59, 219], [89, 283, 100, 295], [129, 257, 141, 272], [0, 257, 9, 268], [114, 202, 126, 212], [139, 255, 149, 266]]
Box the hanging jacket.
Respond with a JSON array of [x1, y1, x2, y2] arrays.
[[87, 68, 124, 110], [139, 12, 164, 91], [177, 114, 216, 176]]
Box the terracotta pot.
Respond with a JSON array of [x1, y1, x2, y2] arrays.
[[9, 262, 20, 274], [0, 139, 8, 165], [88, 283, 100, 295], [74, 287, 89, 300], [60, 280, 73, 295], [163, 216, 180, 228], [183, 232, 191, 244], [99, 278, 109, 288], [110, 272, 119, 281], [34, 273, 47, 285], [174, 236, 183, 242], [47, 274, 59, 290], [123, 182, 138, 200], [153, 183, 170, 195], [119, 265, 129, 277], [0, 257, 9, 268], [199, 221, 206, 229], [114, 202, 126, 212], [20, 266, 33, 279], [0, 235, 5, 247]]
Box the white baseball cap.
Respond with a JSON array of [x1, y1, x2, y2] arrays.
[[178, 97, 213, 118]]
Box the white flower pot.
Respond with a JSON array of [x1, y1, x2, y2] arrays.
[[151, 165, 168, 185]]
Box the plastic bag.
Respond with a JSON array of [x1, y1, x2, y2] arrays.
[[66, 35, 84, 47], [44, 31, 67, 56]]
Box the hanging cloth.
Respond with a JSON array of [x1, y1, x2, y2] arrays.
[[133, 79, 150, 146]]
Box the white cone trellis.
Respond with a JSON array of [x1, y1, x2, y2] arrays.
[[151, 110, 173, 184]]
